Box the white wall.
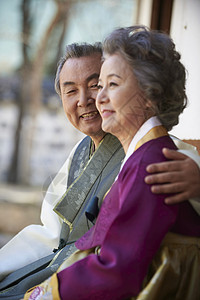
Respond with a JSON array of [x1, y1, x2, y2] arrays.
[[169, 0, 200, 139], [137, 0, 153, 27]]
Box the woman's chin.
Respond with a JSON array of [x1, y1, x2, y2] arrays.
[[101, 118, 115, 133], [102, 121, 114, 135]]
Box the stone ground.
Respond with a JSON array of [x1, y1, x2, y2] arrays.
[[0, 183, 42, 248]]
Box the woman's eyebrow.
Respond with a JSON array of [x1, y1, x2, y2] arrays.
[[98, 73, 121, 83], [107, 74, 121, 79]]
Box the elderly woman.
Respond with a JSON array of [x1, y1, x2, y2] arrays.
[[24, 26, 200, 300]]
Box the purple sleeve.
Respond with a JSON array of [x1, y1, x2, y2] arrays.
[[57, 140, 179, 300]]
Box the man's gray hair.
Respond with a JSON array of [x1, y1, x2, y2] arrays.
[[55, 42, 102, 96]]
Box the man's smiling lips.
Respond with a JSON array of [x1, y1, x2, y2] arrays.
[[80, 111, 100, 120]]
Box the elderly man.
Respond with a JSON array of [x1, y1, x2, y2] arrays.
[[0, 43, 199, 299]]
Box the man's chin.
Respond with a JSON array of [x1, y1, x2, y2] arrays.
[[80, 119, 103, 135], [83, 127, 105, 139]]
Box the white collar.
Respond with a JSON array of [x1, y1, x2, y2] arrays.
[[120, 116, 162, 170]]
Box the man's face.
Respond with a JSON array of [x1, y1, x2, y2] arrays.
[[59, 53, 105, 145]]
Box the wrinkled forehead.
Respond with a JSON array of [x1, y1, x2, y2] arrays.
[[60, 54, 102, 84], [100, 53, 132, 80]]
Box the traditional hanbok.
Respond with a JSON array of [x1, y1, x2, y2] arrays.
[[0, 134, 124, 298], [24, 117, 200, 300]]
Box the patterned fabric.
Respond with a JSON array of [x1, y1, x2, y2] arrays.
[[54, 133, 124, 246], [24, 274, 59, 300], [54, 134, 123, 224], [67, 136, 91, 187]]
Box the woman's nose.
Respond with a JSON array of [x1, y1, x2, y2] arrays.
[[96, 88, 108, 105]]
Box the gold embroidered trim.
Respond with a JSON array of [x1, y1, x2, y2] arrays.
[[134, 125, 168, 152], [63, 218, 73, 232], [46, 249, 63, 268]]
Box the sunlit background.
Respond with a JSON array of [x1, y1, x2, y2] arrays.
[[0, 0, 138, 186], [0, 0, 199, 245]]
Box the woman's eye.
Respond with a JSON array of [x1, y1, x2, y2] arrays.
[[109, 82, 118, 87], [97, 84, 103, 90]]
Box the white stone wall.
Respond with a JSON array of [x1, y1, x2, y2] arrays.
[[0, 104, 18, 181], [0, 104, 84, 186]]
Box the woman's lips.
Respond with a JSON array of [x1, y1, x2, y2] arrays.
[[101, 109, 114, 118]]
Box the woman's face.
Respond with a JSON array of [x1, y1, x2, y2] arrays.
[[96, 53, 151, 151]]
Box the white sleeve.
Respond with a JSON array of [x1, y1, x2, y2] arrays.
[[0, 141, 81, 280], [172, 137, 200, 215]]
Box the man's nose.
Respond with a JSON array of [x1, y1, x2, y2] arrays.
[[77, 89, 94, 107]]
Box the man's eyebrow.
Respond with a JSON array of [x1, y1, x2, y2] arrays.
[[86, 73, 99, 82], [62, 81, 75, 87], [61, 73, 99, 87]]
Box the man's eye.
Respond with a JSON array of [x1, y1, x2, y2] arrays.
[[66, 89, 76, 94], [90, 83, 98, 89]]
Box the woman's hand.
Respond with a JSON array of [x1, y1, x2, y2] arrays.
[[145, 148, 200, 204]]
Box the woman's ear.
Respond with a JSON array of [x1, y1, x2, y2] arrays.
[[145, 99, 156, 118], [145, 99, 153, 108]]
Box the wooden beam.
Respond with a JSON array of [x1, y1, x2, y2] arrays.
[[151, 0, 174, 34]]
